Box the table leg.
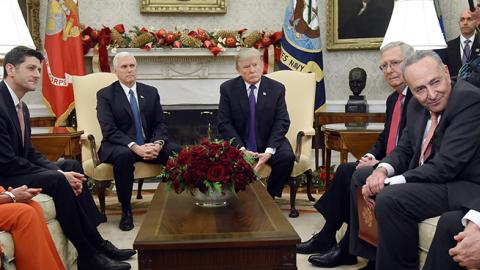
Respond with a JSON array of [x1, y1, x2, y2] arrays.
[[325, 148, 332, 189], [314, 133, 319, 170]]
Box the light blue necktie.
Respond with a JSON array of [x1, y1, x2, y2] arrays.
[[129, 89, 144, 145], [246, 85, 257, 152]]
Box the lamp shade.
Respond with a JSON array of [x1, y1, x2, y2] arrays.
[[381, 0, 446, 50], [0, 0, 36, 55]]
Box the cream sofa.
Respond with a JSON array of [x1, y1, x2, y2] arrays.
[[0, 194, 77, 269], [337, 217, 439, 269]]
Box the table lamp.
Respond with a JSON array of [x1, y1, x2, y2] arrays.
[[381, 0, 446, 50], [0, 0, 36, 78]]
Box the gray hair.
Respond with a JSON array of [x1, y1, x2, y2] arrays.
[[235, 48, 262, 68], [112, 52, 136, 71], [381, 41, 415, 65], [402, 50, 445, 75]]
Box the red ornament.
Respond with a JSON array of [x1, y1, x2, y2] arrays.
[[203, 40, 212, 48], [165, 32, 176, 44], [156, 28, 167, 39], [113, 24, 125, 34], [225, 37, 236, 48], [90, 30, 99, 41], [173, 40, 181, 48], [261, 36, 271, 47], [157, 38, 165, 46], [209, 46, 222, 56], [140, 27, 149, 33], [197, 28, 209, 42]]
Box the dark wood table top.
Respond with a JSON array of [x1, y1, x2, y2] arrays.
[[31, 127, 83, 137], [134, 181, 300, 250]]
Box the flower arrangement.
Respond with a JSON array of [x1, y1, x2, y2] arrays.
[[160, 139, 257, 195], [81, 24, 282, 56]]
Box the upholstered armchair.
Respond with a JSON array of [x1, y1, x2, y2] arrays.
[[72, 73, 163, 220], [257, 70, 317, 218]]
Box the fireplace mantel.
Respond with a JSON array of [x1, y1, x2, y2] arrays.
[[84, 48, 242, 105]]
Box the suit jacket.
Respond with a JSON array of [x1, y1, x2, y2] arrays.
[[368, 89, 412, 160], [437, 34, 480, 77], [0, 81, 58, 180], [217, 76, 290, 152], [97, 81, 168, 161], [382, 80, 480, 206]]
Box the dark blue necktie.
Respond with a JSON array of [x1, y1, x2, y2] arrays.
[[246, 85, 257, 152], [129, 89, 144, 145]]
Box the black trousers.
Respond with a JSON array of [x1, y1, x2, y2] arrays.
[[0, 159, 104, 257], [423, 210, 467, 270], [350, 167, 477, 270], [103, 142, 182, 208], [314, 162, 356, 250], [265, 139, 294, 198]]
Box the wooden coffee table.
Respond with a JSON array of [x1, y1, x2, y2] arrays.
[[134, 181, 300, 270]]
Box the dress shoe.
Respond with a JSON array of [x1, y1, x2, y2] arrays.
[[99, 240, 137, 261], [119, 210, 134, 231], [77, 253, 131, 270], [296, 232, 336, 254], [308, 246, 357, 268], [359, 260, 375, 270]]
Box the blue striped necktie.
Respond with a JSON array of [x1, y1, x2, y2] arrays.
[[246, 85, 257, 152], [129, 89, 144, 145]]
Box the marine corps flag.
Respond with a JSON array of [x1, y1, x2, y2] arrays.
[[42, 0, 85, 126], [279, 0, 325, 110]]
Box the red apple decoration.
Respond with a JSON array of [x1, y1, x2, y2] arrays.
[[165, 32, 176, 44], [156, 28, 166, 39], [173, 40, 181, 48], [90, 30, 99, 41], [225, 37, 236, 48]]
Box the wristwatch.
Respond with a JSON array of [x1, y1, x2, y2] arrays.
[[384, 178, 391, 186], [154, 140, 165, 147], [2, 191, 16, 203]]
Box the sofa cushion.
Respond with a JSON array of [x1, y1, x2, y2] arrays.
[[418, 216, 440, 253]]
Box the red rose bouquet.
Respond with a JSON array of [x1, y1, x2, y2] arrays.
[[161, 139, 257, 195]]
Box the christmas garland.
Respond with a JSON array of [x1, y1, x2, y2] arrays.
[[81, 24, 282, 72]]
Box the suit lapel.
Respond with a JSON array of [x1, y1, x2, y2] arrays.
[[0, 82, 23, 149], [116, 82, 133, 119], [256, 78, 268, 117], [470, 34, 480, 60]]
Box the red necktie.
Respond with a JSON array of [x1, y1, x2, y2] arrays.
[[386, 93, 403, 155], [17, 101, 25, 145], [419, 112, 439, 165]]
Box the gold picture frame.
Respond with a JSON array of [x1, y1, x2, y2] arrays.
[[140, 0, 226, 14], [24, 0, 41, 50], [327, 0, 393, 51]]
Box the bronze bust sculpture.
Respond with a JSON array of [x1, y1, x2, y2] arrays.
[[346, 67, 368, 113]]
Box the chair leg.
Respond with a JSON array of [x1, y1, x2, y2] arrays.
[[97, 180, 111, 222], [289, 176, 300, 218], [137, 178, 144, 199], [305, 169, 316, 202]]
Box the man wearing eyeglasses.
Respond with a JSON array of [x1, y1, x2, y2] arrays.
[[350, 50, 480, 270], [297, 41, 413, 270]]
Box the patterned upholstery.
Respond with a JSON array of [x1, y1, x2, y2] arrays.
[[0, 194, 77, 269]]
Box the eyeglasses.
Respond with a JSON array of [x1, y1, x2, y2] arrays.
[[379, 60, 403, 72]]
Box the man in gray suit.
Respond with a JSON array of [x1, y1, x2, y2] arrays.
[[349, 50, 480, 270]]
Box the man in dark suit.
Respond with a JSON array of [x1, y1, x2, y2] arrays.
[[97, 52, 181, 231], [1, 46, 135, 269], [350, 50, 480, 270], [424, 198, 480, 270], [218, 48, 294, 198], [298, 42, 413, 270], [437, 9, 480, 78]]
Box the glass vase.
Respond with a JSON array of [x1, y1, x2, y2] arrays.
[[193, 188, 232, 207]]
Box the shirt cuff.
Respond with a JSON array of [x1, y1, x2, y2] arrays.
[[387, 175, 406, 185], [377, 163, 395, 177], [265, 147, 276, 155], [462, 210, 480, 227], [364, 153, 376, 160], [128, 142, 136, 148], [239, 146, 246, 151]]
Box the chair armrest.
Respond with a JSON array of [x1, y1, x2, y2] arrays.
[[303, 128, 316, 137], [87, 134, 102, 167]]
